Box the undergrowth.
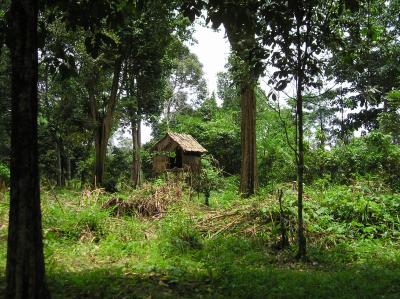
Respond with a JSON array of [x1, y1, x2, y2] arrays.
[[0, 179, 399, 298]]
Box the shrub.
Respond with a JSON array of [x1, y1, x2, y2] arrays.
[[43, 205, 109, 242], [0, 163, 10, 186], [306, 182, 400, 240], [161, 214, 202, 254], [307, 132, 400, 190], [193, 155, 224, 206]]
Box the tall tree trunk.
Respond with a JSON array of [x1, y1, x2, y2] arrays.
[[66, 155, 71, 182], [90, 59, 122, 187], [295, 22, 306, 260], [339, 86, 346, 143], [6, 0, 50, 297], [166, 100, 172, 131], [239, 81, 258, 197], [224, 22, 258, 197], [296, 77, 306, 259], [56, 139, 66, 187], [131, 116, 142, 188], [94, 120, 107, 187], [56, 141, 62, 186]]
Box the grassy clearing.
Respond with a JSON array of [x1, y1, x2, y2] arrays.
[[0, 180, 399, 298]]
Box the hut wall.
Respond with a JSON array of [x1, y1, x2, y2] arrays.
[[182, 153, 201, 174], [153, 155, 168, 173]]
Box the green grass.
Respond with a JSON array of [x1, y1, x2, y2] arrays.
[[0, 182, 399, 298]]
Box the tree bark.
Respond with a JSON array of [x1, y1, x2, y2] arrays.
[[90, 59, 122, 187], [94, 120, 107, 187], [223, 20, 258, 197], [296, 77, 306, 259], [66, 155, 71, 182], [55, 138, 66, 187], [295, 22, 307, 260], [6, 0, 50, 297], [239, 81, 258, 197], [131, 116, 142, 188], [56, 141, 62, 186]]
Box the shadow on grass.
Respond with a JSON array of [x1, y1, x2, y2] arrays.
[[1, 261, 399, 299], [1, 236, 399, 298], [0, 268, 209, 299], [0, 265, 399, 299]]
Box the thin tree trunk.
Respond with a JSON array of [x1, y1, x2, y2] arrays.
[[66, 155, 71, 181], [56, 141, 62, 186], [94, 120, 107, 187], [131, 116, 142, 188], [295, 21, 306, 259], [6, 0, 50, 297], [319, 116, 325, 149], [296, 78, 306, 259], [239, 81, 258, 197], [340, 86, 345, 143], [56, 139, 66, 187], [166, 101, 171, 131]]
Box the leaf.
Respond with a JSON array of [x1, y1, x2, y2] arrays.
[[276, 80, 287, 91]]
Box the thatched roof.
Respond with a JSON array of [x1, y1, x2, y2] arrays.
[[152, 132, 207, 153]]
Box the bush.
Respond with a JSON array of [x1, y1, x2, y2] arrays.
[[193, 155, 224, 206], [0, 163, 10, 185], [307, 132, 400, 190], [161, 214, 202, 254], [44, 205, 109, 242], [305, 182, 400, 240]]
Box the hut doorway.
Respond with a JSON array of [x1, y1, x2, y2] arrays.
[[169, 149, 183, 169]]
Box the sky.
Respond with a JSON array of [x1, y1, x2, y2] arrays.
[[140, 22, 231, 144], [189, 22, 231, 96]]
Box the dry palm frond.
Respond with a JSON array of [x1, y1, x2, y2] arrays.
[[103, 178, 184, 218], [196, 198, 297, 240]]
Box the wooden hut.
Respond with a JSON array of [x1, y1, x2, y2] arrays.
[[152, 132, 207, 174]]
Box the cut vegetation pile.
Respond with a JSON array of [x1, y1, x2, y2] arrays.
[[197, 195, 297, 245], [103, 179, 184, 218]]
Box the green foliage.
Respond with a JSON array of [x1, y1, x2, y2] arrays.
[[194, 155, 224, 205], [294, 181, 400, 244], [379, 90, 400, 143], [44, 205, 109, 243], [0, 163, 10, 184], [256, 98, 297, 185], [1, 180, 400, 298], [312, 185, 400, 239], [104, 145, 132, 192], [160, 213, 202, 254], [307, 132, 400, 190], [217, 71, 239, 111], [3, 1, 400, 297], [327, 0, 400, 131]]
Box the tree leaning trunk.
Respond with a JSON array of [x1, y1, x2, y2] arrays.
[[131, 116, 142, 188], [6, 0, 50, 298], [239, 81, 258, 197], [90, 59, 122, 187]]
